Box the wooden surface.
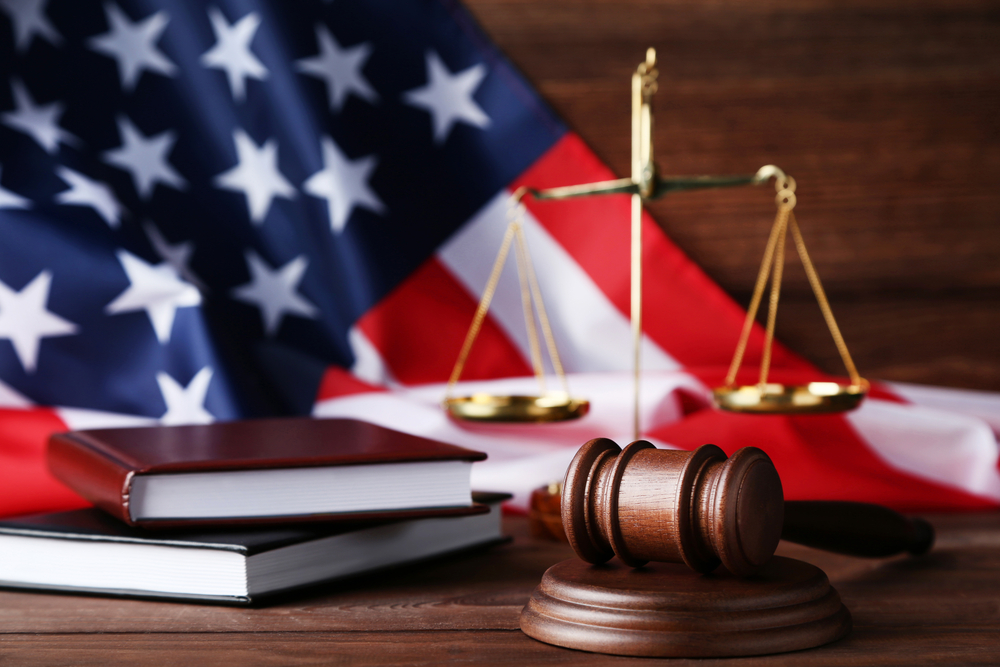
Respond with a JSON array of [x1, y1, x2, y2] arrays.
[[463, 0, 1000, 391], [2, 513, 1000, 665]]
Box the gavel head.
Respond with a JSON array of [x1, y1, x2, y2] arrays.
[[561, 439, 784, 576]]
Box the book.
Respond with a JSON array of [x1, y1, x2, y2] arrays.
[[0, 494, 507, 605], [48, 418, 487, 528]]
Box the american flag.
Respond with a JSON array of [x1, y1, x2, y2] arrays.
[[1, 0, 998, 519]]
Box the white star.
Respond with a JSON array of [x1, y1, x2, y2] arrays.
[[231, 251, 318, 336], [144, 222, 206, 291], [303, 136, 384, 233], [214, 129, 295, 224], [0, 270, 78, 373], [88, 3, 176, 91], [296, 26, 376, 111], [0, 165, 29, 209], [403, 51, 490, 143], [1, 79, 77, 153], [0, 0, 61, 51], [55, 167, 124, 228], [200, 7, 267, 102], [102, 116, 186, 199], [157, 367, 214, 425], [105, 250, 201, 344]]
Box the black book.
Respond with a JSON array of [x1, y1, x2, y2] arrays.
[[0, 493, 507, 605]]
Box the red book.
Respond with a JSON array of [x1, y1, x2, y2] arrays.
[[48, 418, 487, 528]]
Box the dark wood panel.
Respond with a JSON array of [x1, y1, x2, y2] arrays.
[[463, 0, 1000, 390]]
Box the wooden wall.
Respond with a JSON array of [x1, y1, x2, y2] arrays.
[[464, 0, 1000, 391]]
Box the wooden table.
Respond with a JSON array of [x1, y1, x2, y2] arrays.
[[2, 513, 998, 665]]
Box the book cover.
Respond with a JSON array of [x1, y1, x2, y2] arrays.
[[48, 418, 487, 528]]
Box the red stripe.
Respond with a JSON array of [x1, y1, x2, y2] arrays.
[[354, 257, 532, 386], [0, 408, 91, 518], [511, 134, 813, 376], [316, 367, 387, 402]]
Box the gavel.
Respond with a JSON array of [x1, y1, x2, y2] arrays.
[[562, 438, 935, 576]]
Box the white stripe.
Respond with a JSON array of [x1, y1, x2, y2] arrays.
[[347, 325, 396, 387], [887, 381, 1000, 434], [56, 407, 157, 431], [846, 398, 1000, 501], [438, 190, 680, 375], [0, 387, 157, 429]]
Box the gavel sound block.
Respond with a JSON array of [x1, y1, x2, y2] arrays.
[[520, 439, 855, 658]]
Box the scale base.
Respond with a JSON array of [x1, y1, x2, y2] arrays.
[[520, 556, 851, 658], [713, 380, 869, 415], [444, 394, 589, 423]]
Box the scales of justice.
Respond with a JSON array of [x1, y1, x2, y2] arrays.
[[443, 48, 868, 437], [435, 50, 928, 659]]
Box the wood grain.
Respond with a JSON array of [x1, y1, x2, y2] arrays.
[[2, 514, 1000, 664], [2, 629, 1000, 667], [463, 0, 1000, 391]]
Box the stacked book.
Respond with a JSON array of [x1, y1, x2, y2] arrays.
[[0, 418, 504, 604]]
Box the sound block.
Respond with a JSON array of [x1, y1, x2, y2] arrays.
[[520, 556, 851, 658]]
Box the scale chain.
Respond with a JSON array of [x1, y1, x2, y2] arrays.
[[446, 192, 572, 399], [789, 213, 862, 386], [516, 224, 571, 395], [759, 188, 795, 389], [725, 201, 785, 387], [445, 221, 517, 397], [724, 175, 863, 393], [513, 217, 547, 391]]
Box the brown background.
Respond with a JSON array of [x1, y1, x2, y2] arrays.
[[464, 0, 1000, 391]]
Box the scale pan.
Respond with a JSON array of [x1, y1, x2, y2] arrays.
[[712, 380, 869, 415], [444, 393, 590, 423]]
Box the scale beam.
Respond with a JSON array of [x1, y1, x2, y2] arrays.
[[523, 165, 788, 203]]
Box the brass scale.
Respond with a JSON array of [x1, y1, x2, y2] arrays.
[[443, 49, 868, 437]]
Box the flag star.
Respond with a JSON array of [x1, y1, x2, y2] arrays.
[[0, 0, 61, 51], [0, 165, 30, 209], [403, 51, 490, 143], [231, 251, 318, 336], [157, 367, 214, 425], [144, 222, 206, 291], [103, 116, 185, 199], [1, 79, 77, 153], [200, 7, 267, 102], [303, 137, 384, 233], [105, 250, 201, 344], [214, 129, 295, 224], [0, 270, 78, 373], [55, 167, 124, 228], [296, 25, 377, 111], [87, 3, 176, 91]]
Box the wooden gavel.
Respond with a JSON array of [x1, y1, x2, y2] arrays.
[[562, 438, 935, 576]]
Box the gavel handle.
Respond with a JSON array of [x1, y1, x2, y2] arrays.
[[782, 501, 935, 558]]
